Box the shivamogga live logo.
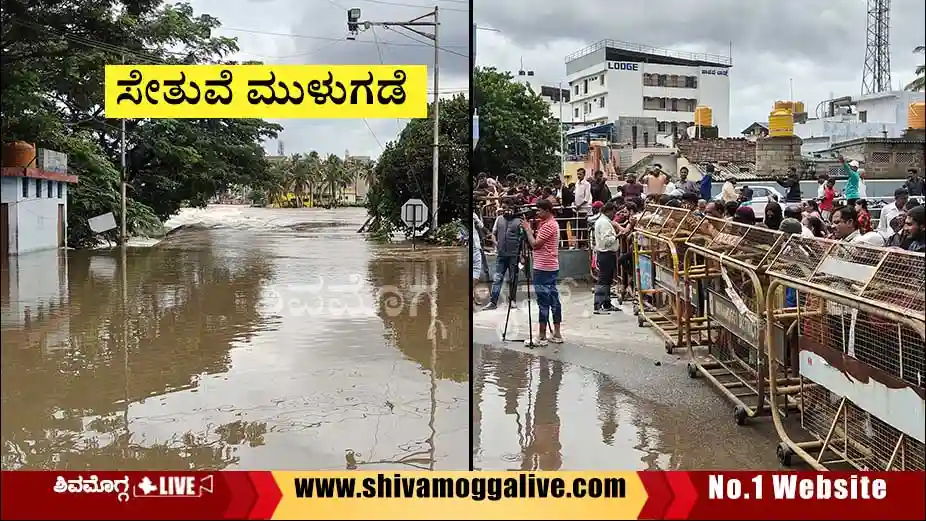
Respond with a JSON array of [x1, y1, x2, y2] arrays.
[[104, 64, 428, 119]]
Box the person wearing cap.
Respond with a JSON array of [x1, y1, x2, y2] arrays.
[[732, 205, 756, 225], [837, 154, 861, 205], [877, 188, 909, 242]]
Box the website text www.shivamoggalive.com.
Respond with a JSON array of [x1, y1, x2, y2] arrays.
[[293, 474, 627, 501]]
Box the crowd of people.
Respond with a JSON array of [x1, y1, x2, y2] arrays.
[[473, 160, 926, 346]]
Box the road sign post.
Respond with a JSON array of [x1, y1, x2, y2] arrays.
[[401, 198, 429, 250]]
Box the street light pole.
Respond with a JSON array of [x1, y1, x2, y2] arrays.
[[348, 7, 441, 232]]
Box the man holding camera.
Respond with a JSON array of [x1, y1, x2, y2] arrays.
[[520, 199, 564, 346], [482, 199, 522, 311]]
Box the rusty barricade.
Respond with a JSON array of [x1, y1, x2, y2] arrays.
[[633, 205, 705, 353], [682, 217, 798, 426], [764, 236, 925, 470]]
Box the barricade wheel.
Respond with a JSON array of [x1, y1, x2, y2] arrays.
[[776, 442, 794, 467], [686, 363, 698, 379], [734, 405, 748, 426], [637, 315, 644, 327], [664, 341, 673, 354]]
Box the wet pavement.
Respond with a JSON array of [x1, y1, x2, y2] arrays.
[[1, 206, 468, 471], [472, 288, 786, 471]]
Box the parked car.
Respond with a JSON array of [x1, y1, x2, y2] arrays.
[[713, 186, 785, 221]]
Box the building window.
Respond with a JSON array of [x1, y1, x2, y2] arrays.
[[600, 75, 605, 86], [598, 97, 605, 108], [47, 180, 53, 198], [57, 182, 64, 199], [657, 74, 666, 87], [657, 121, 667, 132], [574, 84, 580, 95], [859, 111, 867, 123], [574, 107, 580, 118], [583, 79, 588, 94], [34, 178, 41, 197], [22, 177, 29, 198], [685, 76, 697, 88]]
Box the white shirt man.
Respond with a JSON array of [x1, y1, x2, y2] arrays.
[[721, 180, 738, 203], [574, 174, 592, 213], [594, 213, 619, 253], [877, 190, 908, 241]]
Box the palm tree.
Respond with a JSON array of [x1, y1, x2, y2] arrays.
[[265, 159, 291, 207], [289, 153, 319, 208], [906, 45, 925, 92], [321, 154, 351, 208], [302, 151, 323, 207]]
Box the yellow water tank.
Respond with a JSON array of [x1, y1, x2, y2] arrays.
[[768, 108, 794, 137], [774, 100, 793, 112], [909, 102, 926, 130], [694, 105, 713, 127], [793, 101, 805, 114]]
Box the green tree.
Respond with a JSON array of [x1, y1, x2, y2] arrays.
[[472, 67, 561, 182], [366, 94, 469, 233], [320, 154, 350, 208], [906, 46, 925, 92], [0, 0, 281, 246]]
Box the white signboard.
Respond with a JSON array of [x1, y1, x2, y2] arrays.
[[88, 212, 117, 234], [401, 198, 429, 229]]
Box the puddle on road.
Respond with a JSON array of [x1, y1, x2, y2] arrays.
[[1, 207, 468, 471], [473, 344, 765, 471]]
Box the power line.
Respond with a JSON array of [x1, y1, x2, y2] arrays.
[[381, 25, 468, 59], [219, 26, 467, 51], [350, 0, 468, 12]]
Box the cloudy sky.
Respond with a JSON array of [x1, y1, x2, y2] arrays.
[[475, 0, 925, 135], [189, 0, 470, 159]]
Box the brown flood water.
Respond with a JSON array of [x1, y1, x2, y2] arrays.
[[1, 206, 468, 471]]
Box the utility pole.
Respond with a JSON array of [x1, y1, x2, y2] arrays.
[[559, 82, 565, 183], [348, 7, 441, 231], [120, 54, 128, 245]]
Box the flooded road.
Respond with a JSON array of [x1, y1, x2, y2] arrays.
[[472, 343, 783, 471], [1, 206, 468, 470]]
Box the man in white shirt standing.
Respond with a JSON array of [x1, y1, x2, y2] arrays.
[[593, 202, 620, 314], [574, 168, 593, 249], [721, 178, 738, 203], [877, 188, 909, 242]]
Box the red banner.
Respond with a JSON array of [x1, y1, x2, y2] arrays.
[[0, 472, 281, 520], [1, 470, 923, 520]]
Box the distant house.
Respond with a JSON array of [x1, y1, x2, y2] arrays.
[[741, 122, 770, 139], [2, 164, 78, 256]]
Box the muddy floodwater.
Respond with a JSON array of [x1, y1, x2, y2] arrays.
[[1, 206, 468, 470], [472, 344, 782, 471]]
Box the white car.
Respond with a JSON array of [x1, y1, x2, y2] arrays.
[[714, 185, 785, 221]]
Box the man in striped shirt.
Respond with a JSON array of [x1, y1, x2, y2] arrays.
[[520, 199, 563, 346]]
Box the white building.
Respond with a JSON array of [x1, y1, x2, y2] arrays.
[[564, 39, 732, 137], [795, 90, 926, 155], [1, 167, 76, 256], [0, 248, 70, 353]]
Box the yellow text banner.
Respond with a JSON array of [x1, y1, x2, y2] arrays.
[[269, 471, 646, 520], [104, 65, 428, 119]]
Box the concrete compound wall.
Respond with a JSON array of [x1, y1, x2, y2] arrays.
[[481, 250, 593, 283]]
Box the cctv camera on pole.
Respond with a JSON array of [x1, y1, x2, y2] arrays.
[[347, 8, 361, 40]]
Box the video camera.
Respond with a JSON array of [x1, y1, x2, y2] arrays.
[[512, 205, 538, 220]]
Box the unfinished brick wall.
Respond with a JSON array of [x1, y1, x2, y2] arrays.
[[675, 137, 756, 164], [755, 136, 803, 176], [830, 137, 926, 179]]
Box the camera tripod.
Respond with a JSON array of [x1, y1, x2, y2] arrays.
[[500, 231, 549, 348]]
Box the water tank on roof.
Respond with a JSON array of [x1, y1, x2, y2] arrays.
[[793, 101, 805, 114], [774, 100, 792, 112], [694, 106, 713, 127], [768, 109, 794, 137], [909, 102, 926, 130], [1, 141, 36, 168]]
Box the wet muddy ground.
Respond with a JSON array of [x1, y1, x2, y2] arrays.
[[2, 206, 468, 471], [473, 289, 786, 471]]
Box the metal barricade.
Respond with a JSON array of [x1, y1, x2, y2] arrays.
[[633, 205, 704, 353], [683, 217, 797, 425], [764, 236, 925, 470]]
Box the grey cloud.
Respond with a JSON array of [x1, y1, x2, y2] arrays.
[[476, 0, 925, 137], [190, 0, 471, 158]]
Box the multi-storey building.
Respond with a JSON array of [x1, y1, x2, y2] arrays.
[[564, 39, 732, 138]]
